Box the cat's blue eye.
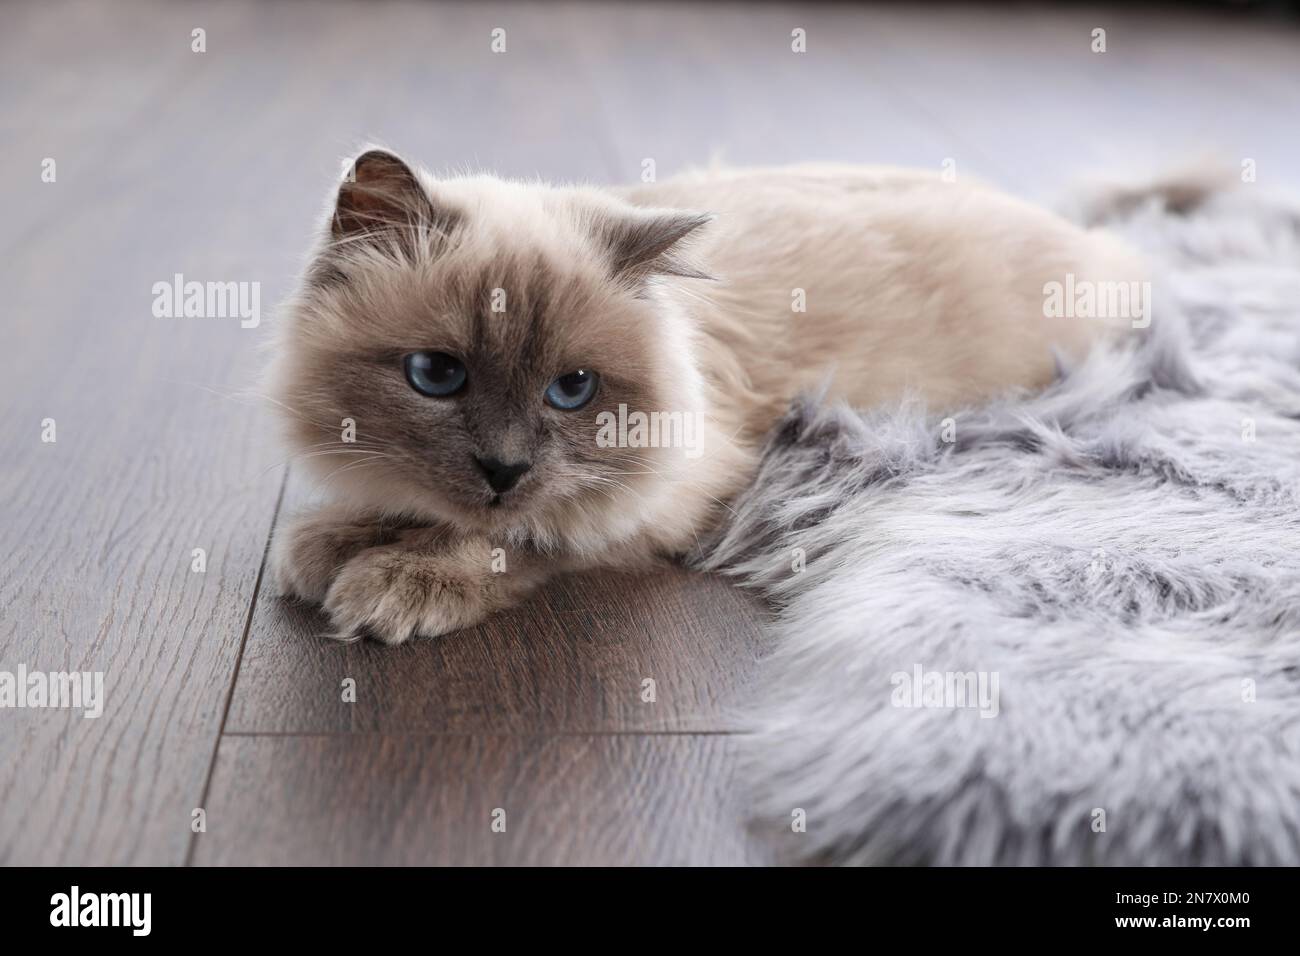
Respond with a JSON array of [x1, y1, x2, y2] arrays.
[[403, 351, 467, 397], [544, 369, 599, 410]]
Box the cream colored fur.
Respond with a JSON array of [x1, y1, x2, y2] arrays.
[[271, 157, 1147, 642], [617, 163, 1146, 547]]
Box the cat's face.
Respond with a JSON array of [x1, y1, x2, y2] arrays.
[[272, 150, 714, 548]]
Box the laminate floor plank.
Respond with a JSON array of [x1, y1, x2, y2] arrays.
[[225, 475, 768, 735], [841, 4, 1300, 199], [0, 1, 299, 865], [563, 1, 967, 183], [7, 0, 1296, 867], [192, 733, 770, 866], [0, 0, 644, 865]]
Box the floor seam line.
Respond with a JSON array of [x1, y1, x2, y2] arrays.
[[218, 729, 754, 738], [183, 465, 289, 867]]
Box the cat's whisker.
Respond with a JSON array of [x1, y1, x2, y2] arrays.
[[317, 454, 393, 487], [568, 466, 708, 551], [291, 439, 389, 452], [289, 449, 388, 463], [602, 455, 738, 517], [586, 457, 738, 518], [556, 472, 645, 503], [172, 380, 350, 436], [257, 445, 390, 479]]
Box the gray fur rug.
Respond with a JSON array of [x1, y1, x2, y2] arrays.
[[698, 184, 1300, 865]]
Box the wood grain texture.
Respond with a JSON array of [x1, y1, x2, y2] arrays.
[[563, 1, 964, 182], [0, 1, 292, 865], [5, 0, 1297, 866], [225, 475, 769, 734], [192, 734, 770, 865], [0, 0, 629, 865], [817, 4, 1300, 199]]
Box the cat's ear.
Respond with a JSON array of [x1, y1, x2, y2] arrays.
[[331, 149, 453, 243], [597, 208, 715, 282]]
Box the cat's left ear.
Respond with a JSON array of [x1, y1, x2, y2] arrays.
[[331, 148, 455, 243], [596, 208, 715, 283]]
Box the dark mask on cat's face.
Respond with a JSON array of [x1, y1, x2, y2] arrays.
[[271, 149, 713, 547]]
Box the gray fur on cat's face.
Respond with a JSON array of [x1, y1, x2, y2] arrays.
[[273, 150, 712, 540]]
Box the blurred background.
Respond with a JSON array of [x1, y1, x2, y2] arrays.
[[2, 1, 1298, 865]]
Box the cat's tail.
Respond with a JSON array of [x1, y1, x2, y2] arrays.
[[1067, 159, 1241, 227]]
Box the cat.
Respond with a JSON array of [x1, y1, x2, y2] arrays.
[[268, 148, 1147, 643]]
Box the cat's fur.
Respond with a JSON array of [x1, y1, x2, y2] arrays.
[[269, 149, 1146, 642]]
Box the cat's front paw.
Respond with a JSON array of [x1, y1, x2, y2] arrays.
[[322, 544, 489, 644], [272, 509, 403, 604]]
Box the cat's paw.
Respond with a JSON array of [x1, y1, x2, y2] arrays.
[[322, 545, 488, 644], [271, 510, 403, 605]]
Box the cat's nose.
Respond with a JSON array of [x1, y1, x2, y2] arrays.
[[474, 456, 531, 494]]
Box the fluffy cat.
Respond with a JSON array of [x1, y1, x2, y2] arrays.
[[269, 149, 1145, 642]]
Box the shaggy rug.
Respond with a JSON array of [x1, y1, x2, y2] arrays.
[[697, 180, 1300, 865]]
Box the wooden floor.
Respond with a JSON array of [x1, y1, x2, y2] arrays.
[[2, 1, 1297, 865]]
